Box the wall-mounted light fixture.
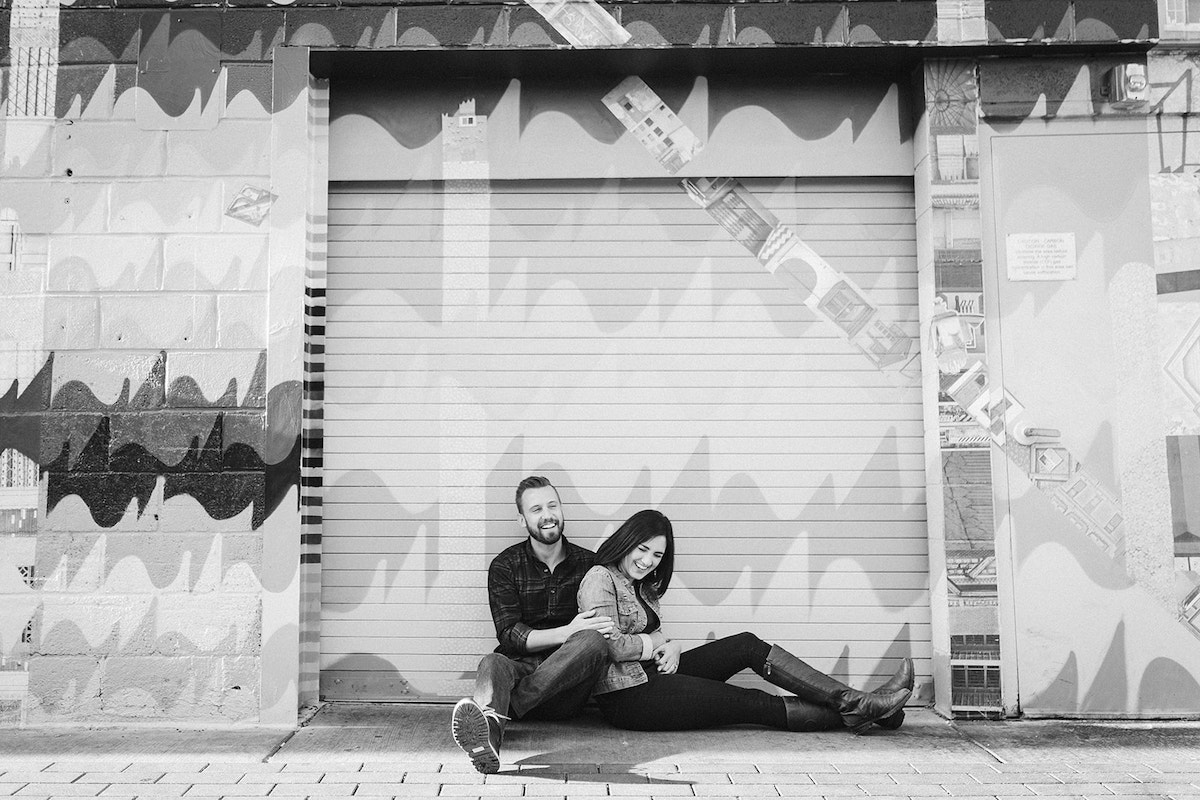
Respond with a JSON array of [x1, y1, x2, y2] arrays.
[[1102, 63, 1149, 111]]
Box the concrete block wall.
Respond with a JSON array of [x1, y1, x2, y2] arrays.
[[0, 0, 301, 723], [0, 0, 1163, 724]]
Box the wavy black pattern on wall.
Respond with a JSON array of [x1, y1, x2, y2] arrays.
[[0, 353, 300, 530], [44, 413, 298, 529]]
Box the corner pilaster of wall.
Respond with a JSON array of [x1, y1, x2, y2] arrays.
[[913, 59, 1010, 719], [259, 44, 319, 726]]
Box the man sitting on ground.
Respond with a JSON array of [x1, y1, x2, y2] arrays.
[[451, 475, 613, 773]]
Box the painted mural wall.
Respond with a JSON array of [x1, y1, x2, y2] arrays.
[[0, 0, 1166, 723], [956, 47, 1200, 715], [1149, 47, 1200, 711], [0, 2, 313, 723]]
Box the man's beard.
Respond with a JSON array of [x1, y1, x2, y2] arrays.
[[526, 518, 564, 545]]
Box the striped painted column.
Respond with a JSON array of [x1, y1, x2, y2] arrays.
[[299, 78, 331, 709]]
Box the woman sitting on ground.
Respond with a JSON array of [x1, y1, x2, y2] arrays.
[[576, 509, 913, 734]]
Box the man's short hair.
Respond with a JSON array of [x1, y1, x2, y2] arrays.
[[515, 475, 555, 513]]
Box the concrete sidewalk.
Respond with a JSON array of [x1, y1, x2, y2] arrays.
[[2, 705, 1200, 799]]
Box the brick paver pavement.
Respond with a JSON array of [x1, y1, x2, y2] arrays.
[[3, 760, 1200, 800], [5, 709, 1200, 799]]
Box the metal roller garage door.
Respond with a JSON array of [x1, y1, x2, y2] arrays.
[[320, 177, 929, 701]]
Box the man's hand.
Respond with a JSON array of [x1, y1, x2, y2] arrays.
[[568, 609, 615, 638], [522, 609, 615, 651], [653, 640, 682, 674]]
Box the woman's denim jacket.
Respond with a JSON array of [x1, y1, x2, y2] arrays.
[[577, 564, 667, 695]]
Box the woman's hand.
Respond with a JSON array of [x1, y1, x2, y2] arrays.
[[653, 640, 682, 674]]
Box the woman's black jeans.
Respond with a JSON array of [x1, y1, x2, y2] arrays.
[[594, 631, 790, 731]]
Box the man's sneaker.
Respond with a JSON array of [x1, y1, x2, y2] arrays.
[[451, 698, 503, 774]]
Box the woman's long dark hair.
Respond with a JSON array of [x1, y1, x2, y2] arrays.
[[593, 509, 674, 596]]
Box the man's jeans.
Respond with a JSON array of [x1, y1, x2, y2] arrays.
[[474, 630, 608, 723]]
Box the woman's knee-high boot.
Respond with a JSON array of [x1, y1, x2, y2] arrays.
[[781, 697, 843, 732], [872, 658, 914, 730], [757, 645, 911, 735]]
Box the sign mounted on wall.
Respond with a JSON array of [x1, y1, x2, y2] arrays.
[[1005, 232, 1077, 281]]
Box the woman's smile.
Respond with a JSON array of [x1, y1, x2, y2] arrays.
[[618, 535, 667, 582]]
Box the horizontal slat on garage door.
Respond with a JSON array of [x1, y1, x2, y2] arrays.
[[321, 177, 929, 701], [319, 586, 925, 606]]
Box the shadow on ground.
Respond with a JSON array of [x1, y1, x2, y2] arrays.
[[274, 703, 981, 767]]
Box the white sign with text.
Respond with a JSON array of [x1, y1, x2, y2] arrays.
[[1006, 232, 1077, 281]]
